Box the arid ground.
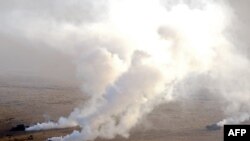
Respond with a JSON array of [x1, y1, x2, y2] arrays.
[[0, 76, 227, 141]]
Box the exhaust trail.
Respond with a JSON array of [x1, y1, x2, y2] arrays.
[[1, 0, 250, 141]]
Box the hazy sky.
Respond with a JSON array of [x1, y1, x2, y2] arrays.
[[0, 0, 249, 84]]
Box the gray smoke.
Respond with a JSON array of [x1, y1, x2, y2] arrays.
[[1, 0, 250, 141]]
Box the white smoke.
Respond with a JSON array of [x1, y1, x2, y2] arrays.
[[1, 0, 250, 140], [217, 113, 250, 126]]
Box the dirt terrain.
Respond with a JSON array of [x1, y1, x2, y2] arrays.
[[0, 77, 226, 141]]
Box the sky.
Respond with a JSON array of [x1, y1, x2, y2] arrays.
[[0, 0, 250, 83]]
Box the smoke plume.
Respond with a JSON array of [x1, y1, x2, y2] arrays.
[[1, 0, 250, 140]]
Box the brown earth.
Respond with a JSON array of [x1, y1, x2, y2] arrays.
[[0, 79, 226, 141]]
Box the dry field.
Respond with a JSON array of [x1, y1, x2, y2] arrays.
[[0, 78, 225, 141]]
